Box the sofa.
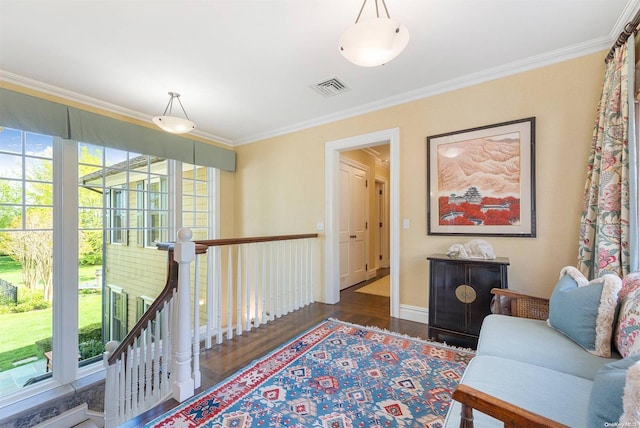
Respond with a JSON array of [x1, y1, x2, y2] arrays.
[[443, 268, 640, 428]]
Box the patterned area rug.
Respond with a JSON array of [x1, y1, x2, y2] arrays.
[[146, 319, 474, 428]]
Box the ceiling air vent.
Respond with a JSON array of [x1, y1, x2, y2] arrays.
[[311, 76, 351, 98]]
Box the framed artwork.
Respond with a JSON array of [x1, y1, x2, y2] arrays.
[[427, 117, 536, 237]]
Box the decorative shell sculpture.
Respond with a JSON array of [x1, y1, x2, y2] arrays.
[[447, 239, 496, 260]]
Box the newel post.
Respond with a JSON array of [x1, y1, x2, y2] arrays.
[[172, 227, 196, 402], [103, 340, 119, 428]]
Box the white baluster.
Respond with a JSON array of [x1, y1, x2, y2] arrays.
[[261, 243, 267, 325], [214, 247, 222, 345], [269, 242, 275, 321], [118, 351, 126, 424], [310, 239, 315, 303], [276, 241, 282, 318], [227, 246, 233, 340], [294, 240, 300, 310], [288, 241, 293, 314], [172, 227, 195, 402], [133, 338, 140, 417], [153, 311, 161, 400], [161, 297, 171, 397], [254, 243, 259, 328], [192, 253, 201, 389], [126, 343, 134, 419], [305, 239, 311, 305], [144, 322, 152, 408], [103, 341, 119, 428], [207, 248, 217, 349], [245, 244, 251, 332], [139, 333, 145, 410], [236, 245, 243, 336]]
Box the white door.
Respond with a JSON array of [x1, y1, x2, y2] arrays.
[[339, 161, 368, 289]]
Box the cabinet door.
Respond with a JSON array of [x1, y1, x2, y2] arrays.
[[430, 260, 467, 332], [466, 263, 504, 335]]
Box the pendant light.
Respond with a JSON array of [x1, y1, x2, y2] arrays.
[[152, 92, 196, 134], [339, 0, 409, 67]]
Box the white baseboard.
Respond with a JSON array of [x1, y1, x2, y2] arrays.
[[34, 403, 104, 428], [398, 304, 428, 324]]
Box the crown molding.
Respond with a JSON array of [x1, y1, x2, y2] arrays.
[[0, 70, 234, 147], [233, 37, 611, 146]]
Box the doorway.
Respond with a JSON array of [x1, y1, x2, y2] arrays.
[[324, 128, 400, 317]]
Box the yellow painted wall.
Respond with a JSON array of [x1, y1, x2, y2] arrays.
[[234, 51, 606, 309]]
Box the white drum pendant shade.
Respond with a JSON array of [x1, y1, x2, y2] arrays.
[[339, 17, 409, 67]]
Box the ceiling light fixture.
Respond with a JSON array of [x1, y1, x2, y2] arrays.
[[152, 91, 196, 134], [338, 0, 409, 67]]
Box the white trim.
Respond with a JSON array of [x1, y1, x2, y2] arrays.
[[234, 37, 619, 146], [53, 139, 79, 385], [399, 305, 428, 325], [324, 128, 400, 318], [0, 70, 233, 147], [3, 17, 634, 150]]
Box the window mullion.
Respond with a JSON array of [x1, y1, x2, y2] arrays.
[[52, 138, 79, 384]]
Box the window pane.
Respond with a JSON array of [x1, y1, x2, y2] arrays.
[[104, 148, 128, 168], [0, 178, 22, 205], [0, 127, 22, 154], [25, 182, 53, 206], [25, 207, 53, 229], [79, 208, 103, 230], [78, 145, 105, 368], [24, 132, 53, 156], [25, 157, 53, 182], [0, 130, 54, 398], [0, 153, 22, 179]]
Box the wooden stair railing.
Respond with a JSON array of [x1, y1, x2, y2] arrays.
[[104, 229, 319, 428]]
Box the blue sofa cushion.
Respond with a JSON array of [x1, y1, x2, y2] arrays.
[[443, 355, 592, 428], [477, 315, 620, 380], [587, 354, 640, 428], [548, 266, 622, 357]]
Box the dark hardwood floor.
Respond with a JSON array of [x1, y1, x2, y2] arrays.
[[123, 270, 428, 427]]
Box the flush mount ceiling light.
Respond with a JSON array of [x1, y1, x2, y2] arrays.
[[338, 0, 409, 67], [152, 91, 196, 134]]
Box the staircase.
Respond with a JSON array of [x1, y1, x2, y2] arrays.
[[102, 228, 319, 427]]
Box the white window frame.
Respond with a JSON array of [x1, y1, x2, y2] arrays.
[[0, 136, 220, 412]]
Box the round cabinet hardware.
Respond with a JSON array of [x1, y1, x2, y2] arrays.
[[455, 284, 477, 303]]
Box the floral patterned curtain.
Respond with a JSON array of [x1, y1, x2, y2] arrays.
[[578, 35, 637, 279]]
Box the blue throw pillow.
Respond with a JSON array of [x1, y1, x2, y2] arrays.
[[587, 354, 640, 428], [548, 266, 621, 357]]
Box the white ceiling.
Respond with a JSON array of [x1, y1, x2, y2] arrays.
[[0, 0, 638, 146]]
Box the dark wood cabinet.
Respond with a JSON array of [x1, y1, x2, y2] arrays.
[[427, 254, 509, 347]]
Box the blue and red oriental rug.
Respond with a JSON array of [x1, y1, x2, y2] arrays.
[[146, 319, 474, 427]]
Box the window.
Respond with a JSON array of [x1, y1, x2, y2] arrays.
[[110, 188, 126, 244], [106, 285, 127, 341], [0, 128, 55, 393], [136, 295, 161, 341], [0, 128, 218, 403]]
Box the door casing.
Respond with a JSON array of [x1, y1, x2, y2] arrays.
[[324, 128, 400, 318]]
